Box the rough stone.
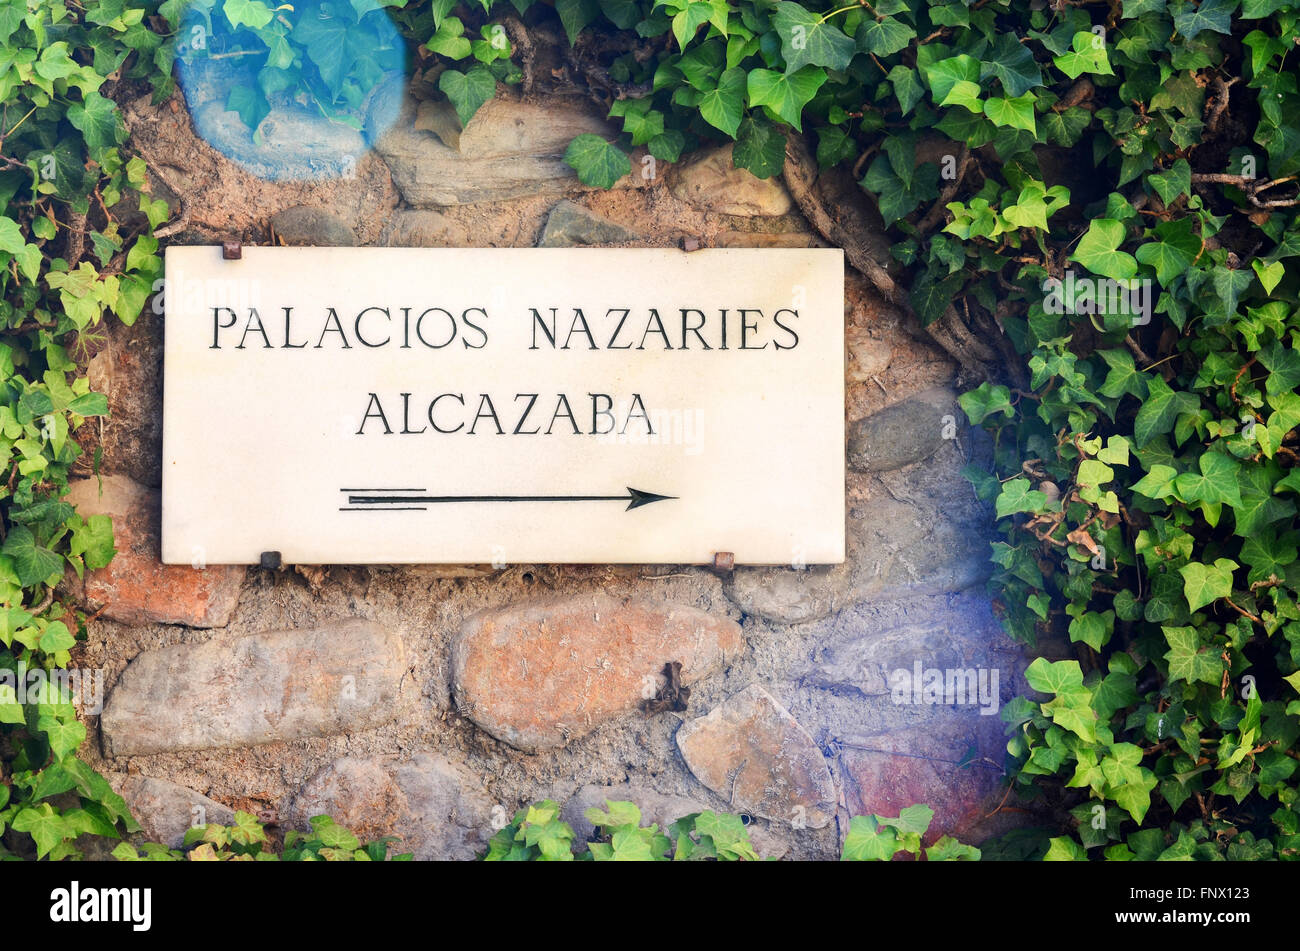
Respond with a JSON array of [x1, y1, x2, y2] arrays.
[[451, 594, 744, 752], [802, 590, 1020, 700], [363, 71, 406, 146], [746, 825, 791, 860], [63, 475, 245, 628], [191, 102, 366, 181], [676, 685, 836, 828], [714, 231, 818, 248], [724, 434, 993, 621], [380, 209, 470, 247], [839, 720, 1011, 844], [537, 199, 641, 247], [270, 205, 357, 246], [856, 449, 993, 598], [287, 753, 492, 860], [848, 387, 961, 472], [668, 144, 794, 216], [723, 565, 850, 625], [846, 326, 893, 383], [84, 312, 163, 488], [561, 783, 709, 845], [109, 775, 236, 848], [375, 97, 616, 206], [413, 98, 463, 150], [101, 619, 411, 757]]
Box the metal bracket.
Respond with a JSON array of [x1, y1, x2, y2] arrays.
[[679, 236, 704, 252], [711, 551, 735, 575], [223, 240, 242, 260], [259, 550, 282, 570]]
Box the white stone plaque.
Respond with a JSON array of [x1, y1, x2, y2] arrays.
[[161, 246, 844, 565]]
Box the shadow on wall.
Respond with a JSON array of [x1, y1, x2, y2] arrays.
[[174, 0, 407, 180]]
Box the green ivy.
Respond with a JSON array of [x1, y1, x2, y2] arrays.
[[482, 799, 975, 860], [113, 812, 413, 860], [0, 0, 166, 860]]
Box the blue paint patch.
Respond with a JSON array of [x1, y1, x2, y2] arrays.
[[172, 0, 408, 181]]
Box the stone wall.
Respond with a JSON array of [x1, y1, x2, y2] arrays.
[[65, 77, 1041, 859]]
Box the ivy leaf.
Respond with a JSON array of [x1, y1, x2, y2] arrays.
[[983, 94, 1036, 134], [1044, 836, 1088, 860], [599, 0, 640, 28], [697, 67, 745, 138], [1103, 746, 1158, 822], [671, 1, 714, 49], [1173, 452, 1242, 508], [427, 16, 473, 58], [71, 513, 116, 571], [772, 1, 856, 72], [648, 129, 685, 162], [1024, 657, 1086, 695], [0, 216, 26, 257], [923, 54, 980, 104], [1148, 159, 1192, 205], [309, 815, 360, 850], [223, 0, 274, 30], [37, 714, 86, 760], [66, 92, 123, 155], [1054, 31, 1114, 80], [1097, 348, 1147, 400], [1253, 259, 1285, 294], [958, 383, 1014, 425], [1132, 464, 1179, 499], [927, 836, 981, 861], [1231, 467, 1295, 537], [733, 116, 786, 178], [877, 803, 934, 836], [1210, 267, 1254, 319], [1179, 558, 1238, 613], [226, 86, 270, 131], [746, 66, 827, 131], [1163, 625, 1225, 684], [841, 816, 901, 860], [609, 99, 664, 146], [1173, 0, 1235, 40], [1069, 610, 1113, 651], [1071, 218, 1138, 281], [907, 265, 964, 325], [555, 0, 599, 45], [1242, 0, 1289, 15], [35, 42, 77, 81], [815, 126, 858, 168], [1135, 218, 1201, 284], [1258, 340, 1300, 396], [981, 31, 1043, 96], [1, 525, 62, 587], [940, 80, 984, 113], [439, 67, 496, 126], [1133, 376, 1199, 447], [887, 65, 924, 115], [11, 803, 71, 859], [563, 134, 631, 188], [1093, 667, 1139, 720], [39, 620, 75, 653], [856, 16, 914, 57], [1240, 529, 1298, 585]]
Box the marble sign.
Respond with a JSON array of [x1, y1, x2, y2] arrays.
[[161, 246, 844, 565]]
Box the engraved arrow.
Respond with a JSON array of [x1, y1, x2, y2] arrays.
[[341, 487, 676, 512]]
